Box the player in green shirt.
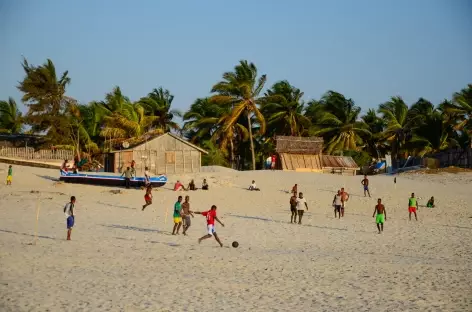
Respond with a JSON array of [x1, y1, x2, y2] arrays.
[[408, 193, 419, 221], [172, 196, 183, 235], [6, 165, 12, 185]]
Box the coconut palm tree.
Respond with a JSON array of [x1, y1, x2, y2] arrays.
[[138, 87, 181, 132], [443, 84, 472, 135], [361, 109, 386, 159], [310, 91, 370, 154], [0, 97, 23, 134], [261, 80, 311, 137], [378, 97, 422, 159], [211, 60, 266, 170], [17, 58, 72, 142]]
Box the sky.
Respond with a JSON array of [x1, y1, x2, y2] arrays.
[[1, 0, 471, 118]]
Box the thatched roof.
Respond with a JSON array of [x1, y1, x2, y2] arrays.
[[275, 136, 324, 154], [322, 155, 359, 169]]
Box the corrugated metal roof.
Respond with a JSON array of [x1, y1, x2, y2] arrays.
[[322, 155, 359, 169]]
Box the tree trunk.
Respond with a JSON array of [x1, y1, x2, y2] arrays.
[[230, 139, 234, 169], [247, 111, 256, 170]]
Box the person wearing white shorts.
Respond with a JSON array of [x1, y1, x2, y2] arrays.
[[195, 205, 225, 247]]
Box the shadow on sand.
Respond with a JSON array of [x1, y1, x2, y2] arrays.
[[0, 228, 58, 240], [97, 201, 136, 210], [34, 174, 61, 182]]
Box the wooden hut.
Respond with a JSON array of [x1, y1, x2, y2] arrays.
[[104, 133, 208, 174], [275, 136, 360, 175]]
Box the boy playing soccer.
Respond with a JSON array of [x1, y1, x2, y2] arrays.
[[142, 185, 153, 211], [6, 165, 12, 185], [64, 196, 76, 240], [373, 198, 386, 234], [172, 196, 183, 235], [195, 205, 225, 247]]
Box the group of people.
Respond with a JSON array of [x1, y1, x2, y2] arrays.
[[173, 179, 209, 191], [265, 154, 277, 170]]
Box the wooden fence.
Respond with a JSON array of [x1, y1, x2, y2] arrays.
[[0, 147, 74, 160]]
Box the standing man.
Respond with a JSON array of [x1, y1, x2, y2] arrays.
[[266, 156, 272, 170], [172, 196, 183, 235], [333, 190, 342, 219], [130, 160, 136, 177], [340, 187, 349, 217], [121, 167, 132, 189], [296, 192, 309, 224], [408, 193, 419, 221], [361, 175, 371, 197], [290, 193, 298, 223], [144, 166, 151, 188], [373, 198, 386, 234], [64, 196, 76, 241], [181, 195, 194, 235], [271, 154, 277, 170], [194, 205, 225, 247]]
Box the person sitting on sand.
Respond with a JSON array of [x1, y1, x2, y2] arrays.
[[372, 198, 386, 234], [202, 179, 209, 190], [60, 159, 69, 174], [174, 180, 186, 191], [291, 184, 298, 196], [427, 196, 435, 208], [142, 185, 153, 211], [188, 179, 196, 191], [249, 180, 260, 191]]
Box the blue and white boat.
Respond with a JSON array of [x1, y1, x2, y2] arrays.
[[59, 172, 167, 187]]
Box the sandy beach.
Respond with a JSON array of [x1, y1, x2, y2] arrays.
[[0, 163, 471, 312]]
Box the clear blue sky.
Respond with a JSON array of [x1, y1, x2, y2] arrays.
[[1, 0, 471, 117]]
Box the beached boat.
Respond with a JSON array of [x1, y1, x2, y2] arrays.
[[59, 172, 167, 187]]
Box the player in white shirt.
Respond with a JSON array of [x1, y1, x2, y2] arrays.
[[296, 192, 309, 224]]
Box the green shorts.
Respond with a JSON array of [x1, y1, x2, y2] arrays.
[[376, 213, 385, 224]]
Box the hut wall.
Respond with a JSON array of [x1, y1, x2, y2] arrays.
[[279, 153, 322, 171], [132, 135, 201, 175]]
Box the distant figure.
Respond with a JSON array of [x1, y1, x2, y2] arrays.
[[60, 160, 69, 174], [174, 180, 186, 191], [181, 195, 194, 235], [144, 167, 151, 188], [427, 196, 435, 208], [194, 205, 225, 247], [361, 175, 371, 197], [265, 156, 272, 170], [188, 179, 196, 191], [172, 196, 183, 235], [130, 160, 136, 177], [290, 193, 297, 223], [202, 179, 209, 190], [408, 193, 419, 221], [333, 190, 342, 219], [296, 192, 309, 224], [142, 186, 153, 211], [6, 165, 12, 185], [340, 187, 349, 217], [249, 180, 260, 191], [64, 196, 76, 241], [271, 154, 276, 170], [121, 167, 132, 189], [373, 198, 386, 234], [291, 184, 298, 196]]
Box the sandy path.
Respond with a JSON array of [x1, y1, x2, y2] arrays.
[[0, 164, 471, 311]]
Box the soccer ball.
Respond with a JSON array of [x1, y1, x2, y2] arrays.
[[232, 241, 239, 248]]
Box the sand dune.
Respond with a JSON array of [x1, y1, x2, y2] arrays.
[[0, 164, 471, 311]]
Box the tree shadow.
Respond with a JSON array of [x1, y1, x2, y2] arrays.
[[97, 201, 136, 210], [102, 224, 172, 235], [34, 174, 60, 182], [0, 228, 58, 240]]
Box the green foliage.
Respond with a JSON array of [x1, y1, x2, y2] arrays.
[[201, 141, 229, 167], [343, 150, 372, 168], [0, 97, 23, 133]]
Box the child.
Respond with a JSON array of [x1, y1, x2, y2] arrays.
[[142, 186, 153, 211], [6, 165, 12, 185], [64, 196, 76, 240], [194, 205, 224, 247], [248, 180, 260, 191], [427, 196, 435, 208], [172, 196, 183, 235]]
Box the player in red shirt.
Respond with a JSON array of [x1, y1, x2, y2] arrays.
[[194, 205, 225, 247]]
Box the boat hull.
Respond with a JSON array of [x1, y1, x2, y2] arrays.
[[59, 173, 167, 187]]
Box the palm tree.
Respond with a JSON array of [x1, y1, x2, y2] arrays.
[[138, 87, 181, 132], [17, 58, 72, 143], [378, 97, 422, 160], [361, 109, 386, 159], [310, 91, 370, 154], [0, 97, 23, 134], [444, 84, 472, 135], [211, 60, 266, 170], [261, 80, 311, 137]]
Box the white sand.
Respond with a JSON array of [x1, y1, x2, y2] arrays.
[[0, 164, 471, 312]]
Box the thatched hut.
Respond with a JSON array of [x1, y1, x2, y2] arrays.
[[275, 136, 359, 175]]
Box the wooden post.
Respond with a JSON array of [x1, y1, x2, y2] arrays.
[[198, 152, 201, 172], [191, 151, 194, 172], [182, 150, 185, 173], [174, 152, 177, 174]]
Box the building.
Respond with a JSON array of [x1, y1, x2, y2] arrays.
[[275, 136, 360, 175], [104, 133, 208, 174]]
